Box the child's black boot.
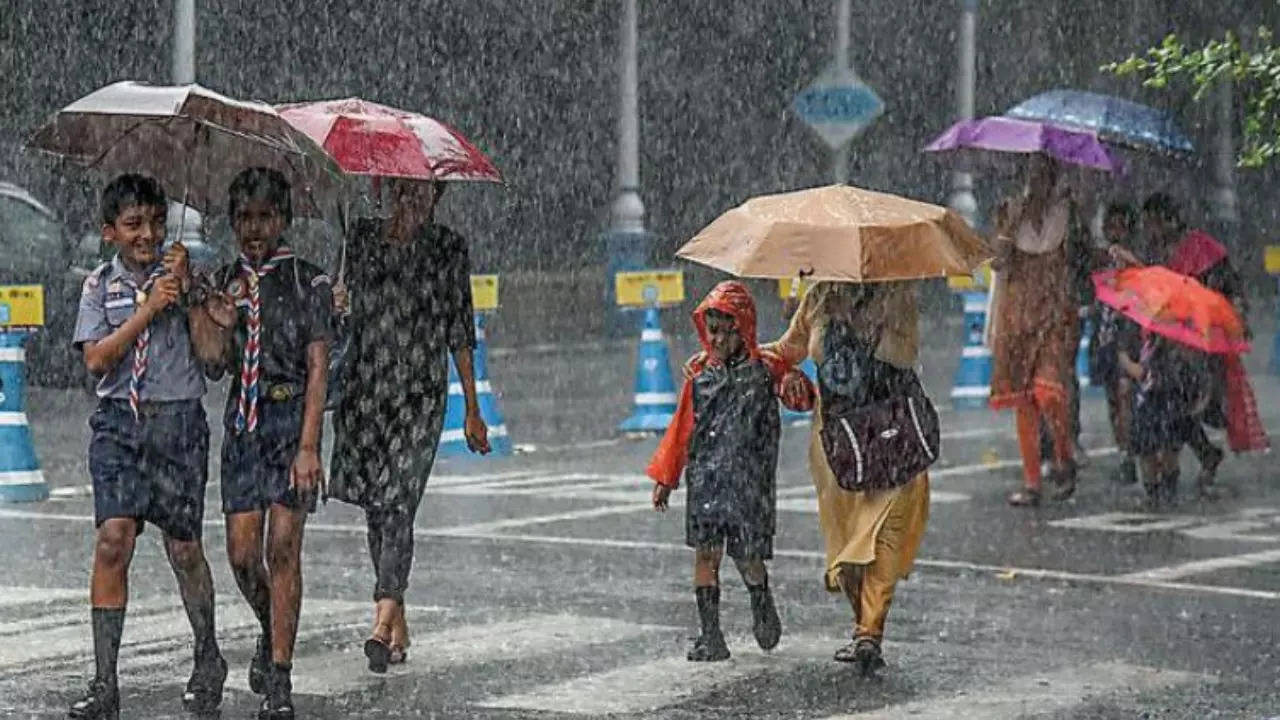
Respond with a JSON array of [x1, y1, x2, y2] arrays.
[[746, 579, 781, 651], [258, 662, 295, 720], [688, 586, 729, 662], [68, 678, 118, 720]]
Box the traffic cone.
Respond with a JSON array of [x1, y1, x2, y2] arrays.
[[1076, 315, 1095, 392], [619, 306, 678, 433], [0, 333, 46, 503], [781, 357, 818, 425], [949, 290, 992, 410], [438, 314, 512, 459]]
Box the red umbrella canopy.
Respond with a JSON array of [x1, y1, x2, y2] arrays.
[[277, 98, 501, 183], [1092, 266, 1249, 355]]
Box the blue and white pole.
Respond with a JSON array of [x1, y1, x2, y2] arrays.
[[0, 332, 46, 503]]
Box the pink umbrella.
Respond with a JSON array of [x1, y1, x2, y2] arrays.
[[276, 98, 501, 183]]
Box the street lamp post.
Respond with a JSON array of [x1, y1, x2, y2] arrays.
[[1210, 76, 1240, 245], [604, 0, 653, 336], [170, 0, 203, 258], [173, 0, 195, 85], [831, 0, 851, 183], [947, 0, 979, 229]]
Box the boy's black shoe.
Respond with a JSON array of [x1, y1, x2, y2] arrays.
[[249, 633, 270, 694], [68, 678, 118, 720], [182, 653, 227, 712], [258, 663, 295, 720], [688, 586, 730, 662], [747, 582, 781, 651], [687, 631, 731, 662], [852, 638, 886, 678]]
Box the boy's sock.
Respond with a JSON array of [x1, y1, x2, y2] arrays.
[[746, 578, 782, 651], [91, 607, 126, 684]]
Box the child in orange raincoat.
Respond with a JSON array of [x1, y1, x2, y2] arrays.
[[648, 280, 814, 662]]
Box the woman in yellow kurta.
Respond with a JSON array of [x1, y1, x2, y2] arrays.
[[769, 281, 930, 676]]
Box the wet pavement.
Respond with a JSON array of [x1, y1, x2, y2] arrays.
[[2, 357, 1280, 718]]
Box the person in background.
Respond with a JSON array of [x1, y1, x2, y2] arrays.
[[1093, 203, 1145, 486], [989, 156, 1079, 507]]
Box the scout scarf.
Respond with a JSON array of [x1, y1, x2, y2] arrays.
[[129, 264, 168, 420], [234, 246, 295, 433]]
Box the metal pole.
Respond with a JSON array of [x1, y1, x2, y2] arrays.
[[832, 0, 851, 183], [947, 0, 979, 228], [1211, 75, 1239, 245], [610, 0, 644, 234], [172, 0, 195, 84]]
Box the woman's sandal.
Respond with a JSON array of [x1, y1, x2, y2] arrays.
[[1050, 460, 1078, 501], [833, 639, 859, 663], [1007, 487, 1040, 507], [388, 643, 408, 665], [364, 623, 394, 674]]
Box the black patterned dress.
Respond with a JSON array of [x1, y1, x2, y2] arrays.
[[327, 219, 475, 512]]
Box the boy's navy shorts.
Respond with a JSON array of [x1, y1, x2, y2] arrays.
[[221, 397, 316, 514], [89, 399, 209, 542], [686, 517, 773, 561]]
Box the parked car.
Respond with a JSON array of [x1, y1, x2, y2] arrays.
[[0, 181, 98, 387]]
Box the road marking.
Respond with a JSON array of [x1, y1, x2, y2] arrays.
[[5, 505, 1278, 602], [823, 662, 1208, 719], [1050, 512, 1203, 534], [414, 530, 1280, 602], [0, 597, 377, 672], [227, 614, 676, 697], [478, 634, 838, 714], [1120, 548, 1280, 581], [1052, 507, 1280, 543], [431, 504, 647, 535], [0, 586, 84, 609]]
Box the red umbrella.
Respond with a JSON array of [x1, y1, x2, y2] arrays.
[[277, 98, 501, 183], [1092, 266, 1249, 355]]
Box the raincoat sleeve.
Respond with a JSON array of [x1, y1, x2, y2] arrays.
[[645, 362, 704, 489]]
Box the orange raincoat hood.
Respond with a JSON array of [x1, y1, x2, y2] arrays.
[[647, 281, 812, 488]]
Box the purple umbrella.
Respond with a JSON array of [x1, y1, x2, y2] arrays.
[[923, 116, 1125, 173]]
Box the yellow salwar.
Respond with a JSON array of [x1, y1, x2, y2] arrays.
[[772, 282, 931, 640]]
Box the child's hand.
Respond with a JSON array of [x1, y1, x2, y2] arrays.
[[780, 370, 814, 412], [163, 242, 191, 287], [652, 483, 672, 511], [205, 291, 237, 329], [290, 446, 324, 495], [332, 280, 350, 316], [142, 275, 181, 316], [681, 352, 706, 380]]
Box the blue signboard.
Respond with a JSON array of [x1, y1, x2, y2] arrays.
[[791, 65, 884, 149]]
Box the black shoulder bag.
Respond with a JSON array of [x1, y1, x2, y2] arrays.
[[817, 317, 940, 493]]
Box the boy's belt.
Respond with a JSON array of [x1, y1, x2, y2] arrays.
[[263, 382, 303, 402]]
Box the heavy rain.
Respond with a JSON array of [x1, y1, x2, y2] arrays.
[[1, 1, 1279, 718]]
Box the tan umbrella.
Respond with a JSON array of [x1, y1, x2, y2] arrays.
[[677, 184, 991, 282]]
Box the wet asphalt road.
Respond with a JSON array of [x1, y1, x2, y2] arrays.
[[1, 375, 1280, 719]]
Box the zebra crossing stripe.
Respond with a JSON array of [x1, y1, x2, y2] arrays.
[[0, 595, 382, 674], [822, 662, 1209, 719], [227, 613, 676, 697], [477, 634, 839, 714]]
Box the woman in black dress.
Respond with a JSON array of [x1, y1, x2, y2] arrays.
[[328, 180, 490, 672]]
